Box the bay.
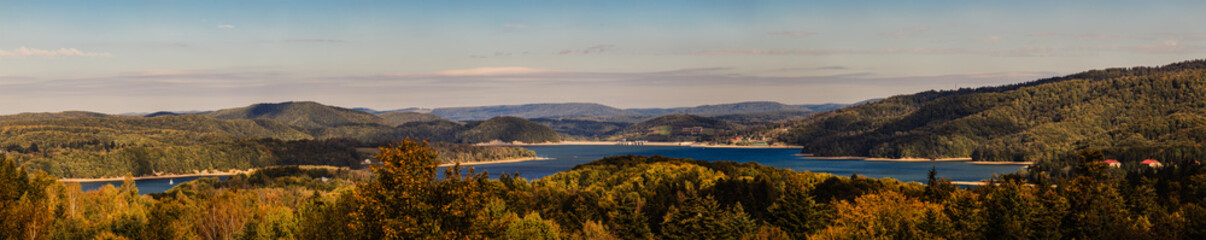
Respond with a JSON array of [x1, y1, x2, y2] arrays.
[[446, 145, 1026, 183], [94, 145, 1025, 194]]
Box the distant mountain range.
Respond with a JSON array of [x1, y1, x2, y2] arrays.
[[626, 101, 847, 116], [355, 101, 857, 121]]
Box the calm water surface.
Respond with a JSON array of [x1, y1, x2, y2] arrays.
[[77, 176, 228, 194], [95, 145, 1025, 194], [447, 145, 1026, 183]]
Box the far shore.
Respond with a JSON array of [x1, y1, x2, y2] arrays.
[[439, 157, 549, 167], [478, 140, 803, 149], [58, 169, 253, 183], [966, 161, 1035, 165], [803, 154, 1033, 165]]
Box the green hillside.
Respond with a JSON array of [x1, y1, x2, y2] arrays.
[[628, 101, 816, 115], [202, 101, 388, 128], [430, 103, 639, 120], [611, 114, 736, 142], [529, 118, 632, 138], [0, 111, 115, 121], [458, 116, 562, 143], [781, 59, 1206, 163]]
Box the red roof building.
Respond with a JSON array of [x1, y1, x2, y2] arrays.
[[1142, 159, 1163, 168], [1101, 159, 1121, 168]]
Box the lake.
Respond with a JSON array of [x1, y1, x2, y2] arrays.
[[77, 176, 228, 194], [86, 145, 1025, 194], [447, 145, 1026, 183]]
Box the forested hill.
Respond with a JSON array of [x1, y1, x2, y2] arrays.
[[780, 59, 1206, 162], [0, 111, 114, 121], [376, 111, 445, 126], [201, 101, 389, 128], [430, 103, 638, 120], [627, 101, 844, 116], [611, 114, 737, 142], [459, 116, 562, 143]]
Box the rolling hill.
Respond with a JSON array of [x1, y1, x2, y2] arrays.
[[201, 101, 388, 128], [458, 116, 562, 143], [626, 101, 847, 116], [529, 118, 632, 138], [377, 111, 446, 126], [611, 114, 736, 142], [780, 59, 1206, 163], [430, 103, 638, 120], [0, 111, 115, 121]]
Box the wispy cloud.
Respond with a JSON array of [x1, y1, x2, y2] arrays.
[[431, 67, 560, 77], [217, 24, 235, 28], [768, 31, 816, 37], [1160, 33, 1206, 41], [0, 47, 111, 58], [558, 44, 615, 55], [1027, 33, 1128, 41], [282, 38, 344, 43], [976, 36, 1002, 42], [676, 46, 1070, 57], [1125, 40, 1189, 53]]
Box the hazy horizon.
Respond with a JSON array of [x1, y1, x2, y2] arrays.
[[4, 0, 1204, 114]]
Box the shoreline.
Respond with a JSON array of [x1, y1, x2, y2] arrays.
[[438, 157, 549, 167], [966, 161, 1034, 165], [803, 154, 1033, 165], [481, 140, 803, 149], [58, 170, 251, 183]]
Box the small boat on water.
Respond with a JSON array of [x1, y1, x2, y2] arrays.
[[168, 179, 174, 185]]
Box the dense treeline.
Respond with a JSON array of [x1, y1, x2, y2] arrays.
[[1, 110, 556, 178], [780, 59, 1206, 163], [8, 141, 1202, 239], [529, 118, 632, 138], [610, 114, 738, 142], [429, 142, 537, 164]]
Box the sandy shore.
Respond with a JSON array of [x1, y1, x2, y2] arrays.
[[438, 157, 549, 167], [951, 181, 987, 186], [58, 169, 253, 183], [803, 156, 972, 162], [865, 157, 973, 162], [966, 161, 1034, 165]]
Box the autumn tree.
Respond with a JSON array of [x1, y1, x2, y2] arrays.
[[352, 139, 441, 239]]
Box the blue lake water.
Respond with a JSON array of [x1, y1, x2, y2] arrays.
[[444, 145, 1027, 183], [76, 176, 228, 194], [85, 145, 1025, 194]]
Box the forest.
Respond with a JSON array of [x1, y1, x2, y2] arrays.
[[4, 140, 1205, 239], [779, 59, 1206, 164], [0, 111, 546, 178]]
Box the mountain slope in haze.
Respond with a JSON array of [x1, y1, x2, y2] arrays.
[[781, 59, 1206, 163], [626, 101, 846, 116], [377, 112, 446, 126], [611, 114, 736, 142], [430, 103, 638, 120], [529, 118, 632, 138], [202, 101, 388, 128], [0, 111, 115, 121]]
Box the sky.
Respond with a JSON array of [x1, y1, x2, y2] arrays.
[[2, 0, 1205, 114]]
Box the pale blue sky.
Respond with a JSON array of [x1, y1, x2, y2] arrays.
[[2, 0, 1204, 114]]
